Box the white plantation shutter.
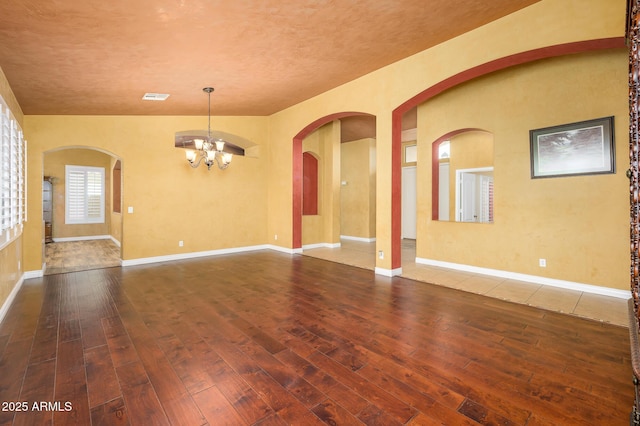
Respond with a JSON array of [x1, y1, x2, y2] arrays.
[[0, 107, 10, 232], [9, 121, 19, 228], [66, 169, 85, 221], [0, 97, 27, 248], [86, 170, 102, 220], [19, 137, 26, 224], [65, 165, 105, 224]]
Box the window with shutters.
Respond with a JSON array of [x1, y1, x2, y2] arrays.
[[0, 96, 27, 249], [65, 165, 105, 224]]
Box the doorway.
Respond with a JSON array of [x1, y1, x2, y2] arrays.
[[42, 147, 123, 274], [455, 167, 494, 223]]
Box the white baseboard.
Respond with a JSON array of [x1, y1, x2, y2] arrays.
[[110, 236, 121, 247], [0, 274, 25, 325], [267, 245, 301, 255], [416, 257, 630, 299], [24, 269, 43, 279], [53, 235, 111, 242], [302, 242, 341, 250], [375, 267, 403, 277], [122, 244, 274, 267], [340, 235, 376, 243]]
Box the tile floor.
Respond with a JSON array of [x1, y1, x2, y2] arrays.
[[303, 238, 631, 327], [44, 239, 121, 275]]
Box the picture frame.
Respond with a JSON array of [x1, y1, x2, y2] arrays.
[[529, 116, 615, 179]]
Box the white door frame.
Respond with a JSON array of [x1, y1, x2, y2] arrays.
[[455, 167, 494, 223]]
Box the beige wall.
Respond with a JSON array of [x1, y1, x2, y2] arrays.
[[44, 148, 112, 239], [24, 115, 269, 270], [341, 138, 376, 239], [417, 49, 628, 289]]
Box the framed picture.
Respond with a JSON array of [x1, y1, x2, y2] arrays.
[[529, 116, 615, 179]]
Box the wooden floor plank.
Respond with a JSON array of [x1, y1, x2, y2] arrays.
[[85, 344, 122, 408], [116, 361, 170, 426], [192, 385, 247, 425], [89, 396, 129, 426], [0, 339, 31, 425], [54, 338, 91, 425], [13, 359, 56, 426], [0, 251, 633, 425]]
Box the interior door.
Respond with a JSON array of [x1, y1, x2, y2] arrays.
[[459, 172, 476, 222], [402, 166, 417, 239]]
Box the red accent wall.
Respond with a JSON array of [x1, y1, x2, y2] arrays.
[[302, 152, 318, 215]]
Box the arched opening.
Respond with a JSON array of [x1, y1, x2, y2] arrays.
[[43, 146, 123, 275], [390, 37, 624, 274], [292, 112, 376, 251], [430, 129, 490, 221]]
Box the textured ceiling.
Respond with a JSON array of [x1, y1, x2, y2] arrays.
[[0, 0, 539, 119]]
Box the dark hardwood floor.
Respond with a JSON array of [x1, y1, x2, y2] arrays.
[[0, 251, 633, 425]]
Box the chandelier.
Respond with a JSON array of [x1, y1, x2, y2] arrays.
[[174, 87, 245, 170]]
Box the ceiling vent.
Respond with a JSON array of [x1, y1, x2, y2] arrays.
[[142, 93, 170, 101]]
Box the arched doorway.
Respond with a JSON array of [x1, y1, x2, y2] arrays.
[[292, 112, 376, 252], [42, 146, 123, 274]]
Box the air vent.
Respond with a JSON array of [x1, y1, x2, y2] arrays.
[[142, 93, 170, 101]]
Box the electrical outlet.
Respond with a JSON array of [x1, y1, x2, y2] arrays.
[[539, 258, 546, 267], [274, 234, 278, 240], [378, 250, 384, 260], [179, 240, 184, 247]]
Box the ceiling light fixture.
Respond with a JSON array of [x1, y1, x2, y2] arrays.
[[174, 87, 245, 170]]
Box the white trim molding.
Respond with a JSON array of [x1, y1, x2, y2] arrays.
[[302, 242, 341, 250], [375, 267, 403, 277], [340, 235, 376, 243], [267, 245, 301, 255], [416, 257, 630, 299], [24, 269, 44, 279], [53, 235, 112, 242], [121, 244, 315, 266], [122, 244, 284, 267]]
